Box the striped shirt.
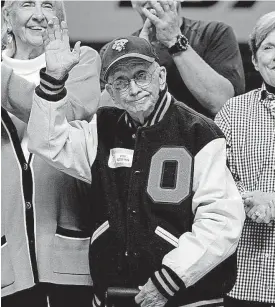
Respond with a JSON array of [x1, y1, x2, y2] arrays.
[[215, 84, 275, 303]]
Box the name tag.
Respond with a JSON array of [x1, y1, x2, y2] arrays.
[[108, 148, 134, 168]]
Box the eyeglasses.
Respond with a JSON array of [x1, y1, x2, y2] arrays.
[[109, 66, 158, 92]]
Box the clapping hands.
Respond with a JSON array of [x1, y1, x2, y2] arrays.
[[139, 0, 181, 48], [42, 17, 81, 80], [243, 191, 275, 225]]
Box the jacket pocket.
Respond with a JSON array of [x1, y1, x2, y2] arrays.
[[155, 226, 179, 248], [1, 236, 15, 288], [91, 221, 109, 245], [53, 227, 91, 275]]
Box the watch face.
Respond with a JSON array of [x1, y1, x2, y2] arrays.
[[168, 34, 189, 55], [178, 35, 189, 50]]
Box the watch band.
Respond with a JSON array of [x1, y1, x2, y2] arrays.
[[168, 34, 189, 55]]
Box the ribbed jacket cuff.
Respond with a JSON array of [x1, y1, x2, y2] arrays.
[[151, 265, 185, 299], [35, 67, 68, 102]]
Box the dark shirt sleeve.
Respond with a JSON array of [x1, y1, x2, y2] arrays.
[[203, 22, 245, 96]]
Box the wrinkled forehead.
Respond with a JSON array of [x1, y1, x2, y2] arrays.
[[9, 1, 66, 20], [10, 1, 63, 12], [11, 0, 55, 7], [260, 28, 275, 46], [107, 58, 152, 80]]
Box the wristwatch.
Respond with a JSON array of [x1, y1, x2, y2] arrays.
[[168, 34, 189, 55]]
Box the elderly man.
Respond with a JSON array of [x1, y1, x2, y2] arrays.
[[28, 35, 245, 307], [100, 0, 245, 118]]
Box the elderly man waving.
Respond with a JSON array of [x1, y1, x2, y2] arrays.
[[28, 32, 244, 307]]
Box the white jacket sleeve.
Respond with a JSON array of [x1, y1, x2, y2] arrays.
[[152, 138, 244, 296], [27, 93, 98, 184]]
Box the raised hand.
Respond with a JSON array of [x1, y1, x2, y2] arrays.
[[141, 0, 181, 48], [139, 6, 157, 42], [139, 17, 155, 42], [42, 16, 81, 80]]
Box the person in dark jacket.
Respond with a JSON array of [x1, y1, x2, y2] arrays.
[[27, 34, 245, 307]]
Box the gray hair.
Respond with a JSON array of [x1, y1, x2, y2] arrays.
[[1, 1, 67, 52], [249, 11, 275, 58]]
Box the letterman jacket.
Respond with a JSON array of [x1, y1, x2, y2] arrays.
[[28, 88, 245, 307], [1, 46, 101, 297]]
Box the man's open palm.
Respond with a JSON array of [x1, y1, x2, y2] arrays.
[[42, 17, 81, 80]]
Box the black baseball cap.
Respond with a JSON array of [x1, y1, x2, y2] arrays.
[[101, 36, 159, 81]]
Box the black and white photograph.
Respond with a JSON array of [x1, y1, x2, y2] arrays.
[[1, 1, 274, 306]]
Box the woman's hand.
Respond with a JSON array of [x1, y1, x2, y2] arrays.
[[42, 16, 81, 80], [243, 191, 275, 224]]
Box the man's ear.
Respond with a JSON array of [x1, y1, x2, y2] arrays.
[[105, 83, 115, 100], [158, 66, 167, 91], [252, 54, 259, 72]]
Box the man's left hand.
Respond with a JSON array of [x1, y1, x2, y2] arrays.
[[141, 0, 181, 48], [135, 278, 168, 307]]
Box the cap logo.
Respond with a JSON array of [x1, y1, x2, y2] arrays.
[[112, 39, 128, 52]]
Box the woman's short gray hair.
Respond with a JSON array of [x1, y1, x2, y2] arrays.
[[249, 11, 275, 58], [1, 1, 67, 51]]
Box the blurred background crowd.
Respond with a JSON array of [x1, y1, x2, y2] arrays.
[[62, 0, 273, 91]]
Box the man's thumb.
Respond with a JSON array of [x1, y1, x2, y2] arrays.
[[139, 18, 153, 41], [73, 41, 81, 58]]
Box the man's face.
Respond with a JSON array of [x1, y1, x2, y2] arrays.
[[253, 29, 275, 87], [106, 59, 166, 123]]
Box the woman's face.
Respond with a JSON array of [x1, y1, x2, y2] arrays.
[[253, 29, 275, 87], [7, 1, 58, 49]]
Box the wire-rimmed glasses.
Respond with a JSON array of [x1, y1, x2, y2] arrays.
[[109, 66, 158, 92]]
